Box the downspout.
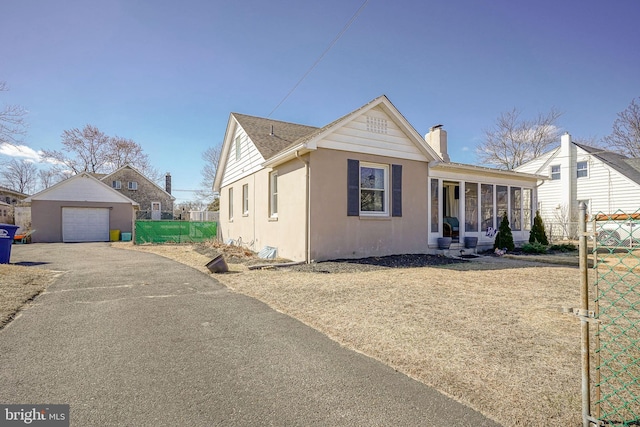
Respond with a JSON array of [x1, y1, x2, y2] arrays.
[[295, 150, 311, 263]]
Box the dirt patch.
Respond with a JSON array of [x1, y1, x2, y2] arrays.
[[114, 241, 593, 426]]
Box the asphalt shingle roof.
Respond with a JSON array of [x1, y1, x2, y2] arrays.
[[576, 143, 640, 186], [232, 113, 319, 160]]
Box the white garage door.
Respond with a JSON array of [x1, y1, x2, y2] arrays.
[[62, 207, 110, 242]]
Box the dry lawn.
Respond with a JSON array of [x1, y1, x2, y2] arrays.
[[0, 264, 59, 328], [115, 242, 595, 427]]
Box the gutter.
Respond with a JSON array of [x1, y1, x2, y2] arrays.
[[295, 150, 311, 264]]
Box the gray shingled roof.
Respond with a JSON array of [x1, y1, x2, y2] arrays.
[[576, 143, 640, 186], [232, 113, 319, 160]]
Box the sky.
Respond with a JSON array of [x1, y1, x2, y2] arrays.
[[1, 0, 639, 203]]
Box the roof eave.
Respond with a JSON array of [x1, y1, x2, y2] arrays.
[[262, 144, 314, 168], [430, 161, 548, 180]]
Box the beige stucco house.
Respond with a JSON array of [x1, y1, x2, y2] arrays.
[[214, 95, 543, 262]]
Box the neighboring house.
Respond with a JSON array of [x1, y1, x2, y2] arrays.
[[0, 200, 12, 223], [516, 132, 640, 237], [0, 186, 28, 206], [213, 95, 542, 262], [101, 165, 175, 220], [23, 173, 138, 243], [189, 210, 219, 222]]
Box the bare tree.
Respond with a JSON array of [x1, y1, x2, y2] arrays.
[[0, 81, 28, 145], [603, 97, 640, 157], [41, 124, 159, 179], [109, 136, 161, 182], [195, 144, 222, 207], [0, 158, 37, 194], [42, 125, 110, 173], [477, 108, 563, 169], [38, 167, 64, 190]]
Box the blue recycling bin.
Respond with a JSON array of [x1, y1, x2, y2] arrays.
[[0, 224, 19, 264]]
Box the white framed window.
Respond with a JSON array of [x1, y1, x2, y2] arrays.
[[577, 161, 588, 178], [242, 184, 249, 215], [112, 180, 121, 189], [228, 187, 234, 220], [235, 136, 241, 161], [359, 162, 389, 216], [550, 165, 561, 180], [269, 172, 278, 218], [128, 181, 138, 190]]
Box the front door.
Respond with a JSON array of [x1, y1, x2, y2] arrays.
[[151, 202, 161, 220]]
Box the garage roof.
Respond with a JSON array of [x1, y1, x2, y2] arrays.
[[24, 173, 139, 204]]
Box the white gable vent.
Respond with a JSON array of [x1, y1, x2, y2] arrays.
[[366, 116, 388, 134]]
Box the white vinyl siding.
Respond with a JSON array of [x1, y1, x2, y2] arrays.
[[220, 126, 266, 188], [576, 154, 640, 215], [317, 106, 429, 162]]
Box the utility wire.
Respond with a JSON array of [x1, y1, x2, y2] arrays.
[[267, 0, 370, 118]]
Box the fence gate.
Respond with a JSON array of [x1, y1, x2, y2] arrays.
[[581, 207, 640, 426]]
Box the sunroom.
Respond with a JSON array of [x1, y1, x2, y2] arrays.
[[428, 162, 541, 250]]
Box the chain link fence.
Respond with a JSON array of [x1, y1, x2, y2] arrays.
[[587, 209, 640, 426]]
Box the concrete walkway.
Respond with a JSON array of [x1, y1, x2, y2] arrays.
[[1, 243, 500, 426]]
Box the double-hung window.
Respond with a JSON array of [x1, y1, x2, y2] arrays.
[[577, 161, 588, 178], [347, 159, 401, 217], [112, 180, 121, 189], [128, 181, 138, 190], [359, 162, 388, 215], [242, 184, 249, 215], [550, 165, 561, 180], [269, 172, 278, 218]]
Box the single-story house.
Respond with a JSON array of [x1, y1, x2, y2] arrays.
[[23, 173, 138, 243], [516, 132, 640, 238], [213, 95, 544, 262]]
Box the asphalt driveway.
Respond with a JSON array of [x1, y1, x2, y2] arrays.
[[1, 243, 500, 426]]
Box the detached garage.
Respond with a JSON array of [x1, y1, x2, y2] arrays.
[[24, 173, 138, 243]]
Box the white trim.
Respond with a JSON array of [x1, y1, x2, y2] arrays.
[[359, 162, 389, 217]]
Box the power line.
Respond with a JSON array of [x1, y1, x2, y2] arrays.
[[267, 0, 370, 118]]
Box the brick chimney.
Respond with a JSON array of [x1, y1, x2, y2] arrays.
[[165, 172, 172, 194], [425, 125, 450, 162]]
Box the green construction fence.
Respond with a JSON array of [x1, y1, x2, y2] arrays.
[[135, 220, 217, 244]]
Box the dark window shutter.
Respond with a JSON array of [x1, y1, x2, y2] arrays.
[[392, 164, 402, 217], [347, 159, 360, 216]]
